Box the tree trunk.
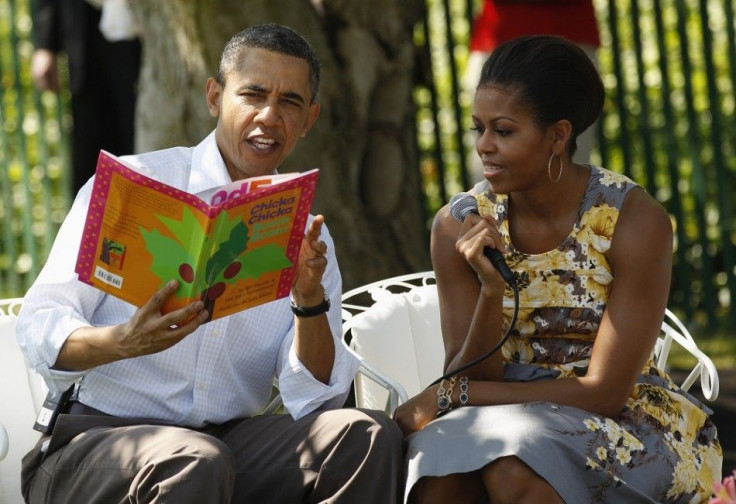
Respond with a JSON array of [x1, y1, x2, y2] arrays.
[[128, 0, 431, 289]]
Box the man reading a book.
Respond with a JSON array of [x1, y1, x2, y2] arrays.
[[17, 24, 403, 503]]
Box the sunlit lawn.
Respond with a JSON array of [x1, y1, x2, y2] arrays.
[[668, 329, 736, 372]]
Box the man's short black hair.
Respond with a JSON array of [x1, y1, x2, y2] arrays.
[[217, 23, 320, 102]]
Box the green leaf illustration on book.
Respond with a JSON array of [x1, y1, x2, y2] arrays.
[[140, 207, 293, 318], [138, 228, 200, 291]]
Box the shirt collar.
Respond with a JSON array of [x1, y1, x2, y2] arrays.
[[187, 131, 233, 194]]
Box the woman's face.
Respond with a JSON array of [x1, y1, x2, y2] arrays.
[[472, 85, 554, 194]]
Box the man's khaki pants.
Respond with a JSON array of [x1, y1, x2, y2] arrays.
[[22, 404, 404, 503]]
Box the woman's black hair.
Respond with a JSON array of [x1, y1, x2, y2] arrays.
[[478, 35, 604, 156]]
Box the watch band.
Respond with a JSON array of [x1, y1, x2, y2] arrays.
[[290, 296, 331, 317]]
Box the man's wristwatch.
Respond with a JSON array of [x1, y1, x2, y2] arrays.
[[290, 296, 331, 317]]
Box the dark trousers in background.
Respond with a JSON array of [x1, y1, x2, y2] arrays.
[[69, 3, 141, 193]]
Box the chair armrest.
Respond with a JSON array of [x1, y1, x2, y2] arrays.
[[658, 309, 720, 401], [662, 329, 720, 401], [259, 393, 284, 416], [344, 344, 409, 415], [356, 358, 409, 414]]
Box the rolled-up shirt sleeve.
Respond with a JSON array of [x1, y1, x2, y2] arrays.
[[16, 180, 104, 396], [275, 222, 360, 420]]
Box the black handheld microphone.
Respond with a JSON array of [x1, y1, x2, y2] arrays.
[[429, 193, 521, 385], [449, 192, 516, 286]]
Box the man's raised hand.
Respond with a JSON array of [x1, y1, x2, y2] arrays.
[[292, 215, 328, 306]]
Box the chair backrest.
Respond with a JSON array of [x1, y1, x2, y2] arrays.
[[342, 272, 443, 412], [0, 298, 46, 504], [342, 271, 720, 414]]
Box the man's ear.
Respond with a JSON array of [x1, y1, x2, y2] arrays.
[[300, 102, 321, 137], [205, 77, 222, 118]]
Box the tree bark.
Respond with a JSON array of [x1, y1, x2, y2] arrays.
[[128, 0, 431, 289]]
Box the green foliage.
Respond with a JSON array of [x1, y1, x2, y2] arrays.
[[668, 330, 736, 371], [592, 0, 736, 325], [0, 0, 72, 297]]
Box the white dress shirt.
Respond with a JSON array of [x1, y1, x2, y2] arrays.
[[16, 132, 359, 426]]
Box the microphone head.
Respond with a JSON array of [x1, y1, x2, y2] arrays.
[[449, 192, 479, 223]]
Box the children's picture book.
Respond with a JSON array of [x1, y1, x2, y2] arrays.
[[75, 150, 319, 322]]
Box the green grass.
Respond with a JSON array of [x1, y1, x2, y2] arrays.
[[667, 330, 736, 372]]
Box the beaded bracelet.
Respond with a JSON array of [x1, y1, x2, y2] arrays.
[[436, 376, 457, 417], [459, 376, 469, 406], [436, 379, 447, 410]]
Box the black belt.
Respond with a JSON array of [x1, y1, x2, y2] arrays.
[[66, 400, 112, 417]]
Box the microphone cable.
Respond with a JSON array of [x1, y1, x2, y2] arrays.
[[430, 280, 519, 386]]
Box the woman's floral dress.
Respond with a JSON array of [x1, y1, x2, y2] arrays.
[[404, 166, 722, 503]]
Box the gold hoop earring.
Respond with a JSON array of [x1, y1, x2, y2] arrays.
[[547, 153, 563, 183]]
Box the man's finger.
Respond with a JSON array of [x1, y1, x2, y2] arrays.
[[161, 298, 206, 328], [307, 215, 324, 240], [312, 240, 327, 257], [144, 280, 179, 314], [176, 307, 210, 334], [306, 256, 328, 269]]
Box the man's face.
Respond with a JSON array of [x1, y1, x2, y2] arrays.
[[205, 47, 320, 181]]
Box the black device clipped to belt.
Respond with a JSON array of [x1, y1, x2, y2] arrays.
[[429, 192, 521, 386], [33, 385, 75, 434]]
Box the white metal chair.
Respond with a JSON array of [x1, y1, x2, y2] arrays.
[[341, 271, 720, 415], [0, 298, 46, 504], [656, 308, 719, 400]]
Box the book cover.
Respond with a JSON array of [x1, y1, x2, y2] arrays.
[[75, 150, 319, 322]]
